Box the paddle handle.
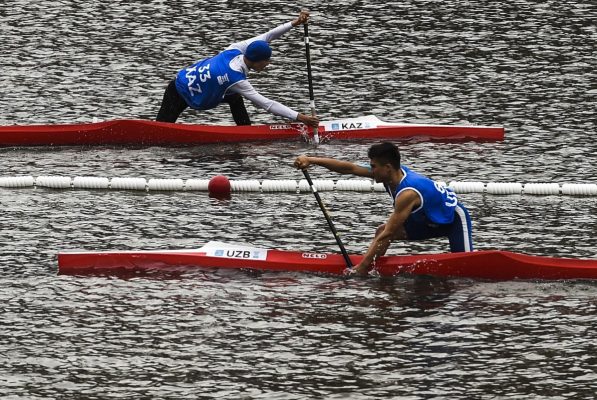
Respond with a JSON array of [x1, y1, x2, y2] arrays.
[[303, 23, 320, 145], [302, 169, 353, 269]]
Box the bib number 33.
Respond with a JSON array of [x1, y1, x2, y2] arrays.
[[186, 64, 211, 96]]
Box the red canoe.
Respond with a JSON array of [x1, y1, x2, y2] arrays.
[[58, 241, 597, 281], [0, 115, 503, 146]]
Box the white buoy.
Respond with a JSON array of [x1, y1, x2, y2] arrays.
[[373, 182, 386, 192], [486, 182, 523, 195], [334, 179, 350, 191], [73, 176, 110, 189], [282, 179, 300, 191], [523, 183, 561, 195], [148, 178, 184, 191], [185, 179, 210, 191], [298, 179, 334, 192], [561, 183, 597, 196], [449, 181, 485, 194], [298, 179, 310, 192], [317, 179, 335, 191], [0, 176, 35, 188], [230, 179, 261, 192], [110, 177, 147, 191], [261, 179, 297, 192], [336, 179, 373, 191], [35, 176, 72, 189]]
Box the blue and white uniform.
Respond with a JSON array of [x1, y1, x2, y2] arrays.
[[173, 22, 299, 120], [387, 165, 473, 252], [176, 49, 246, 110]]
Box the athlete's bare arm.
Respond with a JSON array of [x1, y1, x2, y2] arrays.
[[294, 156, 372, 177], [352, 189, 421, 274]]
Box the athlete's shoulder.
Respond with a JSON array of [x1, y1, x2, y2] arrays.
[[402, 165, 427, 179], [394, 186, 422, 209], [217, 48, 243, 61], [222, 48, 242, 55]]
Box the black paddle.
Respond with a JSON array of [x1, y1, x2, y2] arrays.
[[303, 22, 320, 145], [302, 169, 353, 269]]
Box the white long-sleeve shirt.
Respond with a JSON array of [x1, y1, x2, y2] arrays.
[[223, 22, 300, 121]]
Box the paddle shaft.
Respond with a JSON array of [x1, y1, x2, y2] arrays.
[[303, 23, 320, 144], [302, 169, 353, 268]]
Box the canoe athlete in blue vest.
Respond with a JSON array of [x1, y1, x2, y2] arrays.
[[156, 11, 319, 128], [294, 142, 473, 275]]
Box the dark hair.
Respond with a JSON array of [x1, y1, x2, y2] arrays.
[[367, 142, 401, 169]]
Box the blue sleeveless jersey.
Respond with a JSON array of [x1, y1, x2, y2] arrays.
[[175, 49, 247, 110], [388, 165, 459, 225]]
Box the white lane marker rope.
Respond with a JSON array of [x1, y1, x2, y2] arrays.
[[0, 176, 595, 196]]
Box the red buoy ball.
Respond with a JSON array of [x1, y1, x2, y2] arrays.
[[208, 175, 231, 196]]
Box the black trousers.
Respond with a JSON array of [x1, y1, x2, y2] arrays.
[[155, 79, 251, 125]]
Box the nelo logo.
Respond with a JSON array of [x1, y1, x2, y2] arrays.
[[269, 124, 291, 130], [302, 253, 327, 259]]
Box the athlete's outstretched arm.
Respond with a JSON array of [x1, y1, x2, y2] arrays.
[[294, 155, 373, 177], [228, 11, 310, 52], [258, 10, 310, 40], [230, 81, 318, 127]]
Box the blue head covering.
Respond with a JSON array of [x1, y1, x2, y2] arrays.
[[245, 40, 272, 62]]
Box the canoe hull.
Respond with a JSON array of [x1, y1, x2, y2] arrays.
[[0, 119, 504, 146], [57, 248, 597, 281]]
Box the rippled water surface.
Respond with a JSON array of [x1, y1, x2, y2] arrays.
[[1, 0, 596, 398]]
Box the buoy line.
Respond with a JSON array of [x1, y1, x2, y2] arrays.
[[0, 175, 596, 196]]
